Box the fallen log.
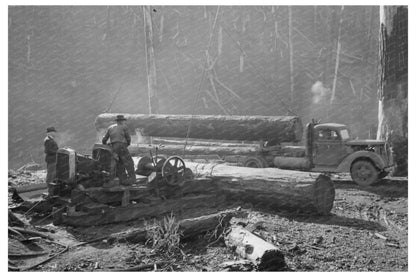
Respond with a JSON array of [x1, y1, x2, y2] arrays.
[[70, 180, 218, 206], [95, 113, 303, 143], [11, 227, 54, 240], [225, 226, 286, 271], [8, 252, 49, 258], [113, 209, 243, 243], [187, 162, 335, 215], [60, 194, 225, 227], [70, 186, 154, 206], [13, 182, 47, 193], [112, 262, 165, 272], [8, 210, 25, 227]]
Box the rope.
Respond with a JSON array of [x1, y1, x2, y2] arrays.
[[221, 24, 298, 117], [183, 6, 221, 157]]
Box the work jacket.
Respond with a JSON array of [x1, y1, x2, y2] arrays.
[[102, 124, 131, 146], [44, 135, 58, 163]]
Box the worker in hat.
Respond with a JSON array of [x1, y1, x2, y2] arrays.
[[102, 115, 136, 185], [44, 127, 59, 190]]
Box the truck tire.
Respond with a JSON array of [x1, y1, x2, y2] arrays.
[[243, 156, 268, 168], [350, 160, 379, 186]]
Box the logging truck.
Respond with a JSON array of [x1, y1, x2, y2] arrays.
[[244, 122, 394, 186], [95, 114, 394, 186]]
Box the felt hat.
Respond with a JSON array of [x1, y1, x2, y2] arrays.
[[115, 115, 127, 121], [46, 127, 57, 133]]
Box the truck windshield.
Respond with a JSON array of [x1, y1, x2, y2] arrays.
[[339, 129, 350, 140]]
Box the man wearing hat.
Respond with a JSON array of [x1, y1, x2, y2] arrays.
[[44, 127, 59, 187], [102, 115, 136, 185]]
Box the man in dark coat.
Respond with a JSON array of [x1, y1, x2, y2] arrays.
[[102, 115, 136, 185], [44, 127, 58, 186]]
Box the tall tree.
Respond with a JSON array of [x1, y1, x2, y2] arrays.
[[143, 6, 159, 114], [377, 6, 408, 176], [288, 6, 294, 105]]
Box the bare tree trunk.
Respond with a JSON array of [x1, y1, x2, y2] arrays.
[[313, 6, 317, 39], [377, 6, 408, 176], [288, 6, 294, 105], [143, 6, 159, 114], [159, 8, 164, 42], [330, 6, 344, 105]]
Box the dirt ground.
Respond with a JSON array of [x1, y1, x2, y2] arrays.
[[8, 170, 408, 272]]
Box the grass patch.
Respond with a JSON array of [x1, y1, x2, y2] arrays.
[[145, 213, 182, 256]]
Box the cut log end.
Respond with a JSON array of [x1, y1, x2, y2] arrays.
[[225, 226, 287, 271], [312, 174, 335, 215], [259, 249, 286, 271]]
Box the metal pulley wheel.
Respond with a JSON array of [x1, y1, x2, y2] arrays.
[[136, 156, 166, 176], [161, 156, 186, 186]]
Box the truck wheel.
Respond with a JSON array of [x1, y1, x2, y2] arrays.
[[350, 160, 379, 186], [243, 156, 267, 168]]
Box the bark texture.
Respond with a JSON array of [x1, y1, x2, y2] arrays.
[[95, 113, 303, 143], [60, 194, 225, 226], [129, 143, 259, 158], [377, 6, 407, 176], [187, 162, 335, 215], [225, 226, 286, 271]]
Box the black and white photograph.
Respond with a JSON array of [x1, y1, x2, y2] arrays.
[[6, 2, 409, 272]]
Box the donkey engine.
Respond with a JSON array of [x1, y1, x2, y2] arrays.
[[135, 155, 193, 187]]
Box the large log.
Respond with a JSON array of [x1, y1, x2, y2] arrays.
[[187, 162, 335, 215], [59, 194, 225, 227], [225, 226, 286, 271], [129, 143, 259, 158], [70, 186, 154, 206], [95, 113, 303, 143]]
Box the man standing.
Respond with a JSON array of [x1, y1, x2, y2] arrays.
[[44, 127, 58, 187], [102, 115, 136, 185]]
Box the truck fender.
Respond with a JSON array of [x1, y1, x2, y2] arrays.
[[336, 151, 385, 172]]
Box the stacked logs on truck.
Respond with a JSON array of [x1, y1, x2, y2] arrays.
[[186, 162, 335, 215], [95, 113, 303, 143], [128, 143, 259, 159]]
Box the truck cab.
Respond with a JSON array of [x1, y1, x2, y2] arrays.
[[245, 122, 394, 186]]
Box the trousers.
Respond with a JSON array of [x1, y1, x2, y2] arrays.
[[111, 142, 136, 185], [46, 162, 56, 184], [46, 162, 56, 195]]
